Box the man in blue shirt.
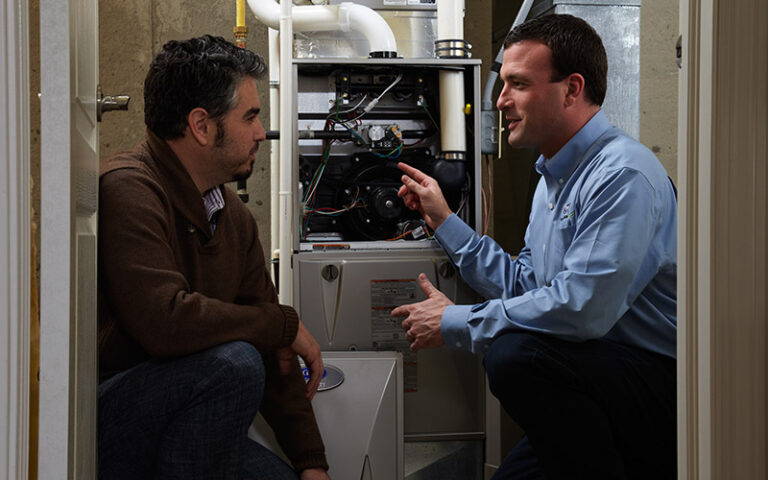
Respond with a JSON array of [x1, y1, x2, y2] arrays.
[[391, 14, 677, 479]]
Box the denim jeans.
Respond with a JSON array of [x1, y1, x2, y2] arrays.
[[98, 341, 298, 480], [484, 333, 676, 480]]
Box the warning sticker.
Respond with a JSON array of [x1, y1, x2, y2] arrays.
[[371, 279, 419, 392]]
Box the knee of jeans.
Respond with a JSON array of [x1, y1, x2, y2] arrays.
[[208, 341, 266, 398], [484, 333, 540, 398]]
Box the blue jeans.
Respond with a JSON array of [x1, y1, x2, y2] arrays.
[[98, 341, 298, 480], [485, 333, 676, 480]]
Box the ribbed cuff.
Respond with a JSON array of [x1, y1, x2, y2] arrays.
[[278, 304, 300, 347], [292, 452, 329, 473]]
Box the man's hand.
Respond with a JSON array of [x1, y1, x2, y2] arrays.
[[277, 321, 324, 401], [397, 163, 452, 230], [300, 468, 330, 480], [391, 274, 453, 352]]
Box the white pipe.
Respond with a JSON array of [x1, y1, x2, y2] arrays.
[[268, 27, 279, 278], [278, 0, 293, 304], [439, 72, 467, 152], [437, 0, 467, 155], [247, 0, 397, 55], [437, 0, 464, 40]]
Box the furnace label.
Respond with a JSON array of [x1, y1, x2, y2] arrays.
[[371, 279, 419, 391]]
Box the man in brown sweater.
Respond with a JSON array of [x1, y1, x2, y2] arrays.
[[97, 35, 330, 480]]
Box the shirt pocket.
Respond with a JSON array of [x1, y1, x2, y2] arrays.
[[545, 219, 577, 283]]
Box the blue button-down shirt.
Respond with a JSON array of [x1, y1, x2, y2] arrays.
[[438, 110, 677, 358]]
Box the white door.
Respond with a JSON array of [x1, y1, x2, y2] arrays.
[[39, 0, 99, 476], [1, 0, 32, 477]]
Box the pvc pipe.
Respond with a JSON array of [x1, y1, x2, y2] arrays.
[[437, 0, 464, 40], [246, 0, 397, 55], [278, 0, 293, 304], [436, 0, 467, 155], [268, 27, 279, 277], [439, 72, 467, 153]]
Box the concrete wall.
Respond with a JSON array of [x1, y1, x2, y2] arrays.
[[639, 0, 679, 181]]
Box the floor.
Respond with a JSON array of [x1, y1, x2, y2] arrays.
[[404, 440, 484, 480]]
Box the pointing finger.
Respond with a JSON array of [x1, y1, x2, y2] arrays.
[[398, 162, 430, 183], [401, 175, 429, 196]]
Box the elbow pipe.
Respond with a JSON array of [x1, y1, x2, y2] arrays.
[[246, 0, 397, 57], [431, 156, 466, 208]]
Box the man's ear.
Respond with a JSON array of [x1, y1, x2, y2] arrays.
[[187, 107, 211, 146], [564, 73, 586, 107]]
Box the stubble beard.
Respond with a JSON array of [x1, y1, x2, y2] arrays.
[[214, 117, 254, 182]]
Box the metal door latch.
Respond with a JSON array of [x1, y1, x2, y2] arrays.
[[97, 84, 130, 121]]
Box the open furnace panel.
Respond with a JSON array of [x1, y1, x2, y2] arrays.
[[293, 59, 481, 250]]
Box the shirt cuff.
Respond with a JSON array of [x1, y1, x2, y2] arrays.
[[435, 213, 477, 254], [441, 304, 473, 351]]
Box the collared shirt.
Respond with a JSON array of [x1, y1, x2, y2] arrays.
[[438, 110, 677, 358], [202, 186, 225, 234]]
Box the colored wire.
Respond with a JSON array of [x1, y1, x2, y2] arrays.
[[385, 224, 433, 242], [371, 142, 402, 159], [421, 103, 440, 131], [303, 139, 333, 206]]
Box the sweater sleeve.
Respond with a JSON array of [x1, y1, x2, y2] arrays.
[[260, 354, 329, 472], [99, 168, 298, 358]]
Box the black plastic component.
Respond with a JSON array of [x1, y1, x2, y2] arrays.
[[300, 149, 466, 242], [369, 51, 398, 59]]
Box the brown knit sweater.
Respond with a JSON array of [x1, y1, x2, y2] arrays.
[[98, 131, 327, 472]]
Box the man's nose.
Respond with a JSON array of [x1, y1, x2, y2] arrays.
[[497, 86, 511, 110], [254, 118, 266, 142]]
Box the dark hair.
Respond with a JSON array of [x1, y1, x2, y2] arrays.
[[144, 35, 266, 140], [505, 14, 607, 106]]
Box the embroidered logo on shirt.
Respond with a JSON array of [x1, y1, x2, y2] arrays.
[[560, 203, 575, 221]]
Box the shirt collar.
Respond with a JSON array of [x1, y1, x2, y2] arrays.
[[202, 186, 225, 223], [202, 186, 225, 235], [535, 109, 612, 182]]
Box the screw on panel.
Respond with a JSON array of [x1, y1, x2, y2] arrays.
[[438, 261, 455, 278]]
